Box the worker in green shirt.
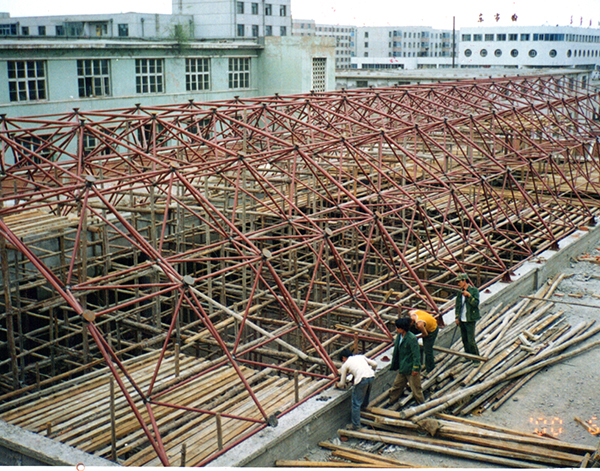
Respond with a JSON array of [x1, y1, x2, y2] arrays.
[[454, 273, 481, 360], [388, 317, 425, 405]]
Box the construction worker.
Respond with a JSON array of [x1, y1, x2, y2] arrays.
[[336, 347, 377, 430], [388, 317, 425, 406], [408, 309, 438, 374], [454, 273, 481, 361]]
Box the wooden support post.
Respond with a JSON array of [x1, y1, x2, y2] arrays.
[[216, 413, 223, 450], [35, 363, 40, 391], [181, 443, 186, 467], [294, 370, 299, 403], [175, 343, 180, 377], [46, 422, 52, 438], [110, 378, 117, 461]]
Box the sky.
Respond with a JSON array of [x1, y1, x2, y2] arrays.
[[0, 0, 599, 29]]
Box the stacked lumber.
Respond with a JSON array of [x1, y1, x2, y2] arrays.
[[275, 441, 419, 468], [375, 274, 600, 418], [338, 412, 598, 468]]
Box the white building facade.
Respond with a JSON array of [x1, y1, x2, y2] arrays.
[[459, 25, 600, 71], [352, 26, 455, 70]]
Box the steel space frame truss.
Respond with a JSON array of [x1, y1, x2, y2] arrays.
[[1, 74, 600, 465]]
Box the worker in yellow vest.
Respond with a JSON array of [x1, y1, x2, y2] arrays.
[[408, 309, 439, 374]]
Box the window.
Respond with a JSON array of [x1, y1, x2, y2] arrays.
[[66, 22, 83, 37], [508, 33, 517, 41], [520, 33, 530, 41], [237, 2, 244, 14], [280, 26, 287, 36], [365, 32, 369, 38], [38, 26, 46, 36], [511, 49, 519, 57], [93, 23, 108, 36], [56, 25, 65, 36], [312, 57, 326, 92], [549, 49, 557, 58], [237, 24, 245, 37], [356, 80, 368, 87], [265, 25, 272, 36], [135, 59, 164, 93], [185, 58, 210, 91], [118, 24, 129, 37], [496, 34, 506, 41], [480, 49, 488, 57], [567, 49, 572, 57], [0, 24, 18, 36], [462, 34, 471, 41], [484, 34, 494, 41], [16, 135, 51, 165], [265, 4, 272, 15], [464, 49, 472, 57], [364, 42, 368, 48], [77, 59, 111, 98], [251, 2, 258, 14], [7, 60, 47, 102], [494, 49, 502, 57], [252, 24, 259, 37], [21, 26, 29, 36], [280, 5, 286, 16], [228, 57, 250, 89], [473, 34, 482, 41], [529, 49, 537, 57]]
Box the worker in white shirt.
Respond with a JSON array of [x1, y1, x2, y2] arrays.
[[335, 347, 377, 430]]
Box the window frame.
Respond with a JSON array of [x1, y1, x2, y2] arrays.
[[135, 58, 164, 94], [185, 58, 210, 92], [228, 57, 250, 90], [7, 60, 47, 102], [77, 59, 111, 98]]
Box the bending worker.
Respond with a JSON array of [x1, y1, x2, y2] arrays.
[[454, 273, 481, 361], [336, 347, 377, 430], [408, 309, 438, 374]]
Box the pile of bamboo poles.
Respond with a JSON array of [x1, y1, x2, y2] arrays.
[[275, 441, 420, 468], [338, 411, 598, 468], [374, 274, 600, 418]]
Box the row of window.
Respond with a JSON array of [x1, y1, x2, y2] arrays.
[[0, 22, 129, 37], [7, 58, 251, 102], [236, 2, 286, 16], [463, 33, 600, 43], [237, 24, 286, 37], [463, 48, 600, 58]]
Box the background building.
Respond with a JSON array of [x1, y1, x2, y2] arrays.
[[293, 19, 356, 69], [459, 25, 600, 72], [0, 1, 334, 117], [352, 26, 455, 70]]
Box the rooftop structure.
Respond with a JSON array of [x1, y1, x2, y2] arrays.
[[0, 73, 600, 465]]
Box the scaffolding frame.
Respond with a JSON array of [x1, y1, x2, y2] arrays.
[[1, 74, 600, 465]]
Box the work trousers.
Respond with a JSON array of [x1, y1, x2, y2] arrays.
[[351, 376, 374, 427], [389, 371, 424, 405], [459, 321, 480, 357], [422, 326, 438, 373]]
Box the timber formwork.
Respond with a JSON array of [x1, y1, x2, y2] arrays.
[[1, 74, 600, 465]]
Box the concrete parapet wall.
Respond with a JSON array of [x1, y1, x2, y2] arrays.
[[0, 420, 118, 466]]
